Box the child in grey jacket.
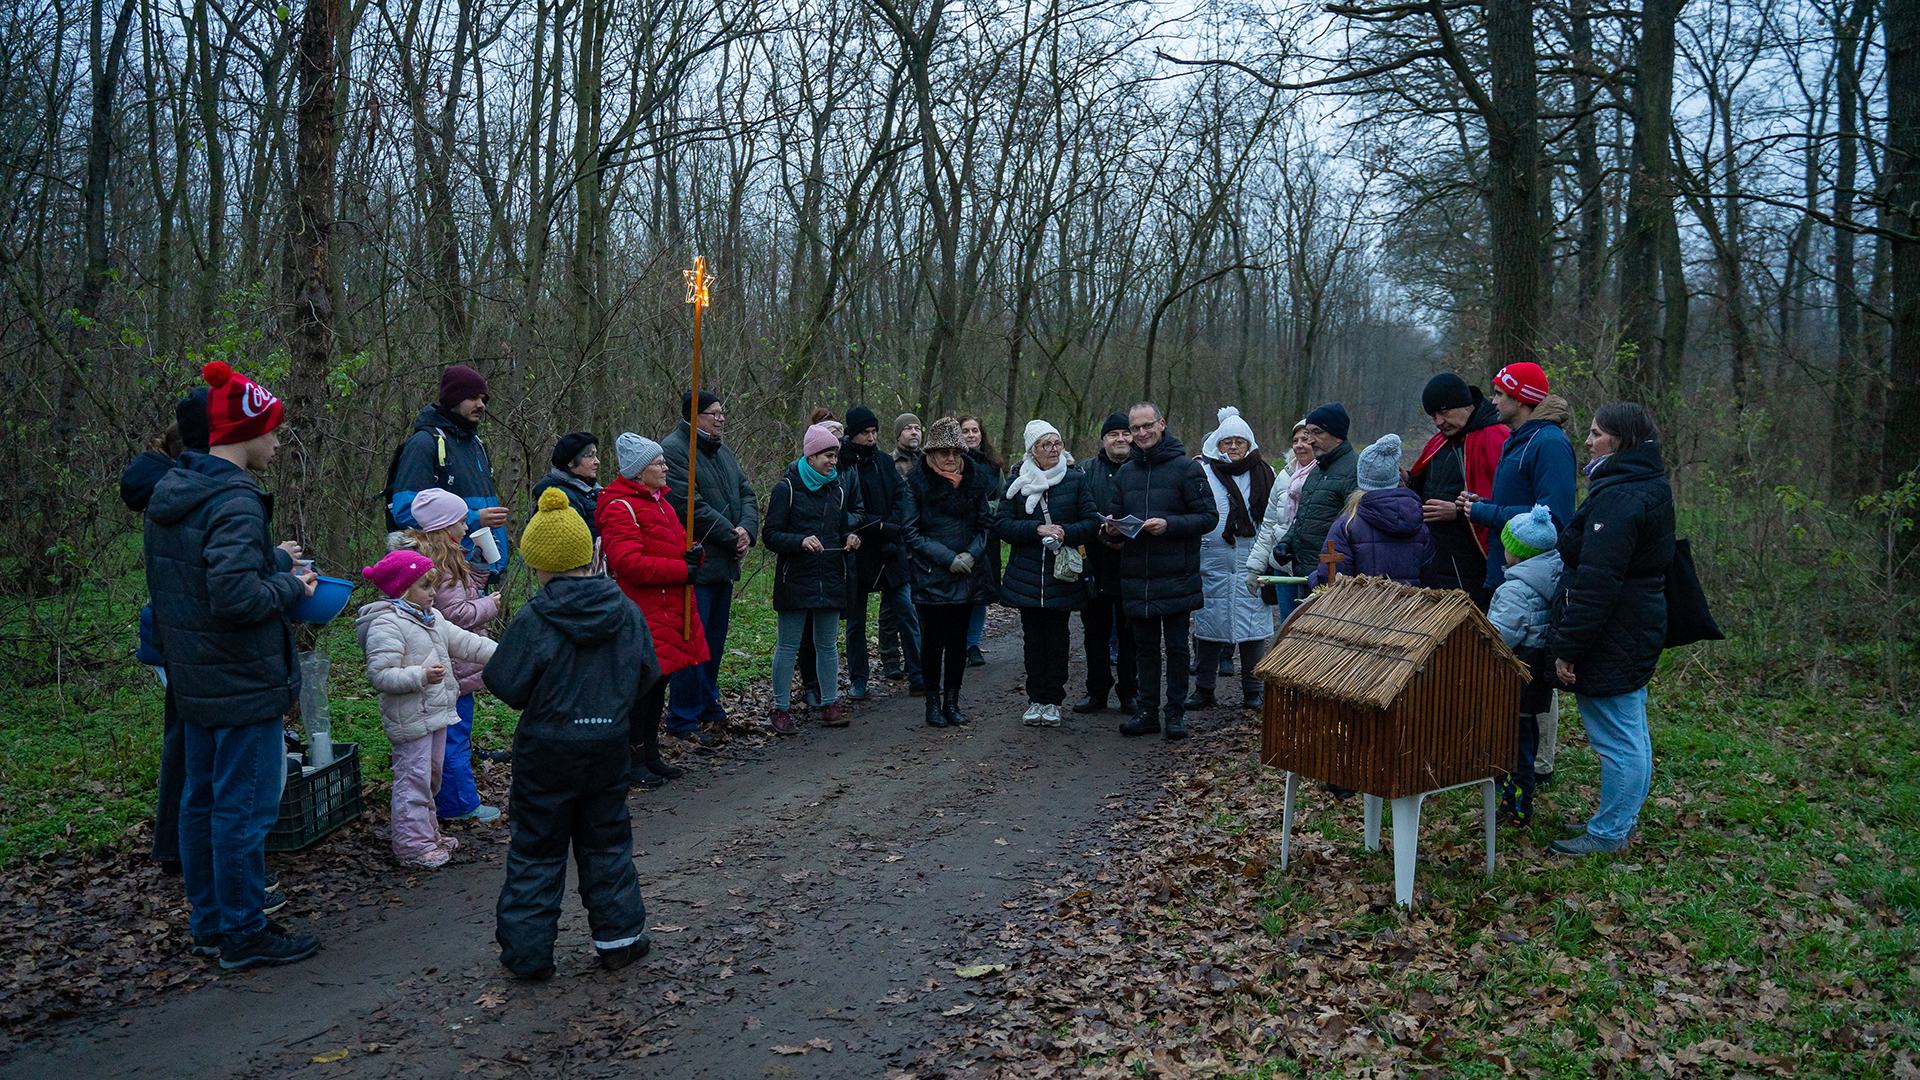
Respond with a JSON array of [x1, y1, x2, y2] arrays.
[[1489, 505, 1563, 827]]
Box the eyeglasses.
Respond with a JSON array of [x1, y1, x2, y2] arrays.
[[1129, 422, 1159, 433], [702, 409, 726, 419]]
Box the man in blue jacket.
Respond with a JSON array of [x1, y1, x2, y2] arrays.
[[1459, 362, 1577, 591], [144, 362, 320, 971], [387, 363, 510, 821]]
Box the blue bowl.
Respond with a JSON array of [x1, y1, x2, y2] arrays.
[[293, 576, 356, 624]]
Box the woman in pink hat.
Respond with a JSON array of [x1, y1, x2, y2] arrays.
[[762, 423, 870, 733]]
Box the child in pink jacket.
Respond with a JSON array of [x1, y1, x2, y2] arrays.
[[357, 551, 497, 867]]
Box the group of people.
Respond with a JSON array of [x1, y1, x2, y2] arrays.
[[122, 354, 1677, 984]]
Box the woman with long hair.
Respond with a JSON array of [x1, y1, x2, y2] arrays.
[[1546, 402, 1675, 856], [957, 416, 1003, 666]]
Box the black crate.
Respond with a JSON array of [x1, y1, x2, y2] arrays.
[[267, 741, 365, 852]]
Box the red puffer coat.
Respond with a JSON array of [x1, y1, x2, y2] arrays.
[[596, 476, 709, 676]]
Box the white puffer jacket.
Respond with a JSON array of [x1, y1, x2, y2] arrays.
[[355, 600, 499, 744]]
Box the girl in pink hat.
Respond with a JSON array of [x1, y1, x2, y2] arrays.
[[356, 550, 498, 867]]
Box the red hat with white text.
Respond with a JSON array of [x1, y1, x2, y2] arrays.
[[1492, 362, 1550, 405], [201, 361, 285, 446]]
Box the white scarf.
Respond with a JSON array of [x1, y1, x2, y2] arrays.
[[1006, 450, 1074, 514]]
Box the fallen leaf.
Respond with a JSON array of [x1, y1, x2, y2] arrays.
[[648, 925, 687, 933], [806, 1037, 834, 1052], [876, 987, 914, 1004], [311, 1048, 350, 1064], [770, 1044, 807, 1055], [954, 964, 1007, 979], [473, 990, 506, 1009], [994, 838, 1009, 846], [942, 1003, 976, 1016], [884, 855, 905, 862], [781, 870, 811, 883]]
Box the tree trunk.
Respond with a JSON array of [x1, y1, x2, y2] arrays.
[[1484, 0, 1540, 374], [1832, 0, 1869, 496], [1884, 0, 1920, 492], [1617, 0, 1681, 396], [281, 0, 340, 561]]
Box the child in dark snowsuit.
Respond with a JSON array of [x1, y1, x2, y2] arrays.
[[484, 488, 661, 979]]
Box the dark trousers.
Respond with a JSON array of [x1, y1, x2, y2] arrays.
[[1193, 640, 1265, 696], [153, 681, 185, 867], [496, 769, 647, 977], [180, 717, 284, 939], [1018, 608, 1073, 705], [627, 678, 667, 763], [917, 603, 971, 696], [1130, 611, 1192, 720], [876, 580, 923, 684], [1080, 595, 1137, 704], [668, 581, 732, 730]]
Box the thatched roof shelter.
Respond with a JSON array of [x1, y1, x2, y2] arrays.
[[1254, 576, 1529, 710]]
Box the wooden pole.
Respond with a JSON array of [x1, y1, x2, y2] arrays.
[[682, 257, 708, 640]]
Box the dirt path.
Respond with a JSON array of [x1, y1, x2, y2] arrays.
[[3, 627, 1197, 1079]]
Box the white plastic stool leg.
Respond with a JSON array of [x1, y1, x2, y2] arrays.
[[1363, 794, 1383, 851], [1391, 795, 1424, 907], [1280, 771, 1298, 870], [1482, 779, 1498, 874]]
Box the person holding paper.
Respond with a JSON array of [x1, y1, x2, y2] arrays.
[[1101, 403, 1218, 741]]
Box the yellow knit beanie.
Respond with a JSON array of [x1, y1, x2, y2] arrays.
[[520, 487, 594, 572]]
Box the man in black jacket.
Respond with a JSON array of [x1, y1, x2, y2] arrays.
[[662, 390, 759, 745], [144, 362, 320, 971], [1073, 412, 1137, 714], [838, 406, 918, 698], [1102, 403, 1219, 741]]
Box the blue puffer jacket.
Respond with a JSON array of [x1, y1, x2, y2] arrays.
[[389, 405, 508, 575], [143, 452, 304, 727], [1488, 549, 1563, 650], [1468, 403, 1577, 590], [1306, 488, 1437, 588]]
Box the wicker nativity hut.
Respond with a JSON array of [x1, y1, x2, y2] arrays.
[[1254, 576, 1529, 795]]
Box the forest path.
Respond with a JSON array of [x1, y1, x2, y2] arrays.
[[4, 625, 1197, 1079]]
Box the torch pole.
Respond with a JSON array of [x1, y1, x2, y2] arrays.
[[682, 263, 704, 641]]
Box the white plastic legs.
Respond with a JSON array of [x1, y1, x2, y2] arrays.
[[1363, 795, 1382, 850], [1279, 771, 1300, 869], [1391, 795, 1424, 906]]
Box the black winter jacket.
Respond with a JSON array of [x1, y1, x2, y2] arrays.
[[143, 452, 304, 728], [530, 468, 603, 538], [900, 456, 998, 606], [484, 574, 658, 791], [1108, 435, 1218, 618], [121, 450, 176, 513], [840, 440, 907, 592], [1547, 442, 1676, 698], [390, 404, 507, 575], [663, 421, 760, 585], [993, 467, 1100, 610], [764, 462, 870, 611], [1077, 452, 1129, 597], [1290, 440, 1359, 575]]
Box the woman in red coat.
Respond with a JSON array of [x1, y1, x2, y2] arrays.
[[597, 433, 708, 788]]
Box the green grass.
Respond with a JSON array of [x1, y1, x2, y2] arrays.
[[0, 554, 782, 868]]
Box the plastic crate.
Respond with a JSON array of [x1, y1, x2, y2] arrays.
[[267, 741, 365, 852]]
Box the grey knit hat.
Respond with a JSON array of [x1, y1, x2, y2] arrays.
[[1356, 433, 1402, 491], [616, 431, 664, 479]]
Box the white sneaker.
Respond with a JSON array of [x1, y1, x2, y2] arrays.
[[1022, 702, 1045, 725], [1041, 704, 1062, 726]]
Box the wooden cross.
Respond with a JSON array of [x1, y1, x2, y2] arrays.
[[680, 257, 709, 640], [1319, 540, 1345, 581]]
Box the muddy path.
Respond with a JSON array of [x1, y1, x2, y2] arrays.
[[3, 626, 1215, 1079]]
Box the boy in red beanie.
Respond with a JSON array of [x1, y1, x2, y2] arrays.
[[143, 362, 322, 970]]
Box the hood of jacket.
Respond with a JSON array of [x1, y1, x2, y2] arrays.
[[1503, 548, 1564, 597], [120, 450, 177, 513], [1356, 487, 1425, 538], [414, 402, 479, 438], [1588, 440, 1666, 493], [1461, 397, 1503, 437], [1532, 394, 1573, 432], [145, 452, 260, 527], [523, 574, 631, 645], [354, 596, 423, 637], [1129, 433, 1189, 467], [542, 467, 599, 496]]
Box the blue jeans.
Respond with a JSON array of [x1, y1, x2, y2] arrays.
[[180, 718, 286, 939], [773, 609, 840, 709], [1577, 688, 1652, 841], [668, 581, 733, 732], [967, 603, 987, 649], [876, 579, 922, 685], [435, 693, 481, 818]]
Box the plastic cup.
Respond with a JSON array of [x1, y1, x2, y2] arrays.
[[471, 526, 501, 565]]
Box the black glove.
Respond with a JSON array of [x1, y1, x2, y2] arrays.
[[683, 544, 705, 580]]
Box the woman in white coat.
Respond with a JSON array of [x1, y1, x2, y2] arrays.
[[1244, 420, 1317, 616], [1187, 407, 1277, 711]]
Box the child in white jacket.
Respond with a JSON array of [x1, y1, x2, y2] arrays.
[[357, 550, 498, 867], [1487, 504, 1563, 828]]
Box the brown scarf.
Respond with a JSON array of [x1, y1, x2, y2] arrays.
[[1204, 450, 1274, 545]]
